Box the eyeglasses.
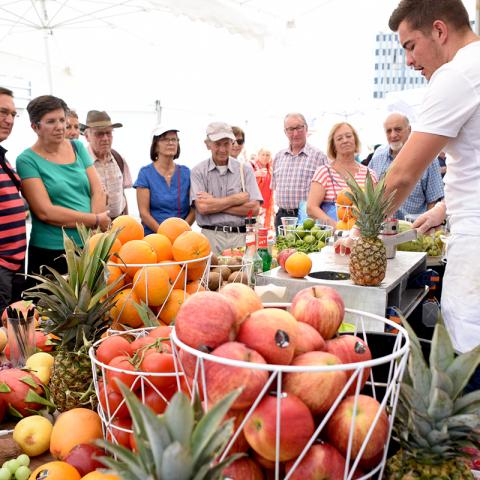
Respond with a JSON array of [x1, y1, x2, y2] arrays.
[[92, 130, 113, 138], [0, 108, 18, 120], [285, 125, 305, 133], [158, 137, 178, 144], [235, 138, 245, 146]]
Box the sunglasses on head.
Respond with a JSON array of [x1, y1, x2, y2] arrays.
[[235, 138, 244, 145]]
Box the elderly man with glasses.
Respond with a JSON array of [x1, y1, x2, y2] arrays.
[[83, 110, 132, 220], [272, 112, 327, 233]]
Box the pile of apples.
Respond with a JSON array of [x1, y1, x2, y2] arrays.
[[174, 284, 390, 478], [93, 325, 179, 450]]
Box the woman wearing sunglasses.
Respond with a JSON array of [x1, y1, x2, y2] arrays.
[[231, 126, 245, 160]]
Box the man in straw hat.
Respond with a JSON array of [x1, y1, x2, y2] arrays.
[[83, 110, 132, 219]]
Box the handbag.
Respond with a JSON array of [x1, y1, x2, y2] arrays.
[[319, 166, 339, 221]]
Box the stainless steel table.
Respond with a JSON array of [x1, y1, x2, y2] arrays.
[[255, 247, 428, 332]]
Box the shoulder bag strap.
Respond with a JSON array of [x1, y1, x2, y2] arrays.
[[326, 166, 340, 197], [239, 162, 246, 192], [176, 165, 181, 217], [111, 149, 125, 174]]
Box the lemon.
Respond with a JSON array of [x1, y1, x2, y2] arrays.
[[25, 352, 54, 384]]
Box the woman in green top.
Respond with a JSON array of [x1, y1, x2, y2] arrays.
[[16, 95, 110, 276]]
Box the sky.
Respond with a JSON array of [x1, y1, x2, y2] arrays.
[[0, 0, 477, 175]]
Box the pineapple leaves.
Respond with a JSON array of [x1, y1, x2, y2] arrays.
[[191, 388, 241, 466], [164, 391, 195, 447], [160, 442, 194, 480], [429, 323, 455, 372], [453, 389, 480, 415], [446, 345, 480, 399], [427, 388, 453, 420], [96, 439, 146, 479]]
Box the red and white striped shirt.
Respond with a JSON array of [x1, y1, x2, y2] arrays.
[[0, 147, 27, 271], [311, 164, 377, 202]]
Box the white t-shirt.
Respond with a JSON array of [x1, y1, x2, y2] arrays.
[[415, 40, 480, 234]]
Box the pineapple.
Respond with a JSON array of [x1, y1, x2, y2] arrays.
[[345, 171, 395, 286], [98, 384, 242, 480], [385, 318, 480, 479], [25, 226, 123, 411]]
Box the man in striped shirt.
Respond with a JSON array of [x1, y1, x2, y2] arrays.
[[0, 87, 27, 317], [272, 113, 327, 233]]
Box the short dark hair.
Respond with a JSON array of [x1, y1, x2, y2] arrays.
[[0, 87, 13, 97], [150, 132, 180, 161], [232, 126, 245, 141], [389, 0, 471, 33], [26, 95, 68, 125]]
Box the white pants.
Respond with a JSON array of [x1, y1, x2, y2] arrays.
[[442, 232, 480, 353], [200, 229, 246, 255]]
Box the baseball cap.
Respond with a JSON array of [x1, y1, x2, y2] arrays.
[[206, 122, 235, 142], [152, 125, 179, 137]]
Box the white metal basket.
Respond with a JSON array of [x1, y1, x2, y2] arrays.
[[107, 253, 212, 328], [89, 327, 185, 446], [171, 308, 410, 480]]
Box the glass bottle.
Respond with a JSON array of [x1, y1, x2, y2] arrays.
[[244, 218, 263, 284], [257, 227, 272, 272]]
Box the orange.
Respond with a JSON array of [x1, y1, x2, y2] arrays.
[[185, 280, 206, 294], [157, 217, 191, 244], [50, 408, 103, 460], [336, 219, 349, 231], [346, 217, 357, 229], [106, 265, 126, 294], [143, 233, 173, 261], [133, 266, 171, 307], [81, 473, 121, 480], [110, 288, 143, 328], [111, 215, 144, 245], [285, 252, 312, 278], [172, 231, 211, 281], [29, 461, 81, 480], [336, 206, 349, 221], [118, 239, 157, 278], [336, 188, 353, 206], [159, 289, 189, 324], [159, 261, 187, 289], [89, 233, 122, 262]]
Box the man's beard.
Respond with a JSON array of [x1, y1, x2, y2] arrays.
[[389, 141, 403, 153]]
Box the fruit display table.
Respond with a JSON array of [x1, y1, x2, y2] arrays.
[[256, 247, 428, 332]]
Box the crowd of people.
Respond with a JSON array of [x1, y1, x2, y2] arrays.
[[0, 0, 478, 389]]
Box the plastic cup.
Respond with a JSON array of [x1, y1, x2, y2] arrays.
[[281, 217, 297, 233]]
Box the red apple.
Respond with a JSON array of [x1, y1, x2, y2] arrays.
[[219, 283, 263, 327], [283, 351, 347, 416], [284, 442, 347, 479], [206, 342, 268, 409], [326, 394, 389, 469], [326, 335, 372, 395], [64, 443, 105, 476], [175, 292, 236, 351], [223, 458, 265, 480], [294, 322, 326, 356], [290, 286, 345, 339], [244, 392, 315, 462], [277, 248, 297, 270], [236, 308, 298, 365]]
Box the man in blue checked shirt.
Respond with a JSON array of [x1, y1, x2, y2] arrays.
[[369, 112, 444, 220]]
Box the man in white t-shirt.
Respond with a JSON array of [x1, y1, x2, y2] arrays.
[[386, 0, 480, 388]]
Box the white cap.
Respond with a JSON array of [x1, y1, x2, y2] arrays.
[[206, 122, 235, 142], [152, 125, 179, 138]]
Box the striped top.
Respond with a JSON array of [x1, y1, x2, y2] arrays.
[[0, 146, 27, 271], [311, 163, 377, 202], [272, 143, 327, 209]]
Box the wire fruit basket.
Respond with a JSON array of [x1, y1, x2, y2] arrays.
[[171, 308, 410, 480], [89, 327, 185, 447], [107, 253, 212, 329]]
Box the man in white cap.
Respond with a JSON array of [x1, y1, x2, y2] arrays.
[[83, 110, 132, 219], [190, 121, 262, 254]]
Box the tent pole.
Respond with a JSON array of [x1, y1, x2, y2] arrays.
[[43, 30, 53, 94]]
